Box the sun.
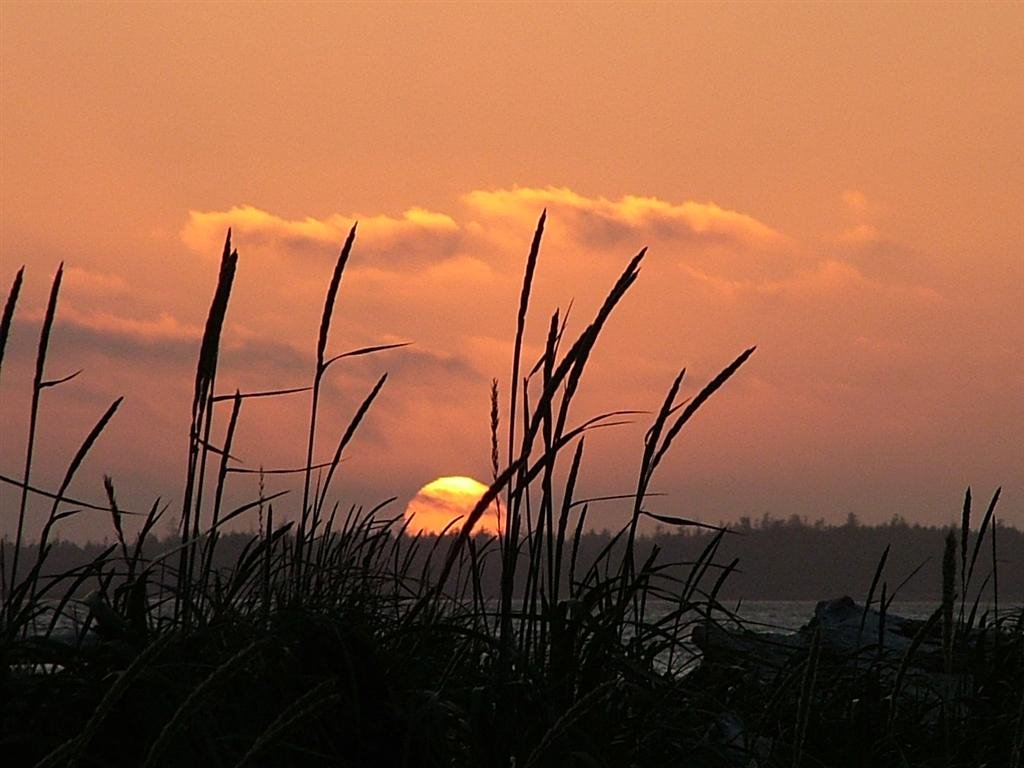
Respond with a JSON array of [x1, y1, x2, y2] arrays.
[[404, 476, 502, 537]]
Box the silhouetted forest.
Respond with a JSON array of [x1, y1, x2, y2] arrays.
[[20, 515, 1021, 602], [642, 514, 1022, 600]]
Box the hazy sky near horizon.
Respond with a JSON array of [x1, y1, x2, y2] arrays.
[[1, 3, 1021, 539]]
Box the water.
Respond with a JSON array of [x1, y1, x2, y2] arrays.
[[726, 600, 943, 632], [653, 599, 1017, 633], [17, 597, 1019, 679], [34, 596, 1019, 637]]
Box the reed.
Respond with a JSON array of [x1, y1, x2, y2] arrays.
[[943, 529, 956, 674], [298, 223, 356, 583], [178, 232, 237, 622], [0, 265, 25, 383], [10, 264, 63, 606]]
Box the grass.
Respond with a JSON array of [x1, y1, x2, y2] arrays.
[[1, 217, 1021, 767]]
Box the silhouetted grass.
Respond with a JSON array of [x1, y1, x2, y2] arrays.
[[0, 219, 1019, 767]]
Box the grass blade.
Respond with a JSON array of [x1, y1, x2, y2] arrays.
[[10, 264, 63, 604], [0, 265, 24, 381]]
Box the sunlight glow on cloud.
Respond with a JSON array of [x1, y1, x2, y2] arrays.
[[180, 188, 787, 272], [462, 186, 787, 250], [180, 204, 460, 267]]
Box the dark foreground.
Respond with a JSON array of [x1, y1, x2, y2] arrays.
[[3, 526, 1022, 768]]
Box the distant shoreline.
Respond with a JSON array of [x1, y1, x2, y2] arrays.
[[8, 516, 1022, 602]]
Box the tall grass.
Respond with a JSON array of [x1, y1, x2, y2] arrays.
[[0, 219, 1019, 767]]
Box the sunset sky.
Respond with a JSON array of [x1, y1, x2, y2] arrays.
[[2, 3, 1021, 540]]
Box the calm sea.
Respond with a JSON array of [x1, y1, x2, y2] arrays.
[[646, 599, 1019, 633], [32, 598, 1020, 642]]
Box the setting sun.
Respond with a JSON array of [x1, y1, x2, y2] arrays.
[[404, 476, 502, 537]]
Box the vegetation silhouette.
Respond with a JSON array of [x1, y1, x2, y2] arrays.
[[10, 515, 1022, 604], [0, 220, 1020, 767]]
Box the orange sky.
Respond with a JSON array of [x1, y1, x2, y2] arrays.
[[1, 3, 1021, 539]]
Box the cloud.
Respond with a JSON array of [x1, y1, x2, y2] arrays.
[[1, 306, 204, 375], [180, 188, 791, 285], [6, 309, 204, 375], [59, 306, 203, 342], [681, 259, 943, 305], [462, 186, 788, 252], [219, 336, 309, 379], [4, 304, 315, 384], [63, 267, 130, 297], [375, 346, 482, 387], [180, 204, 461, 269], [830, 232, 949, 289]]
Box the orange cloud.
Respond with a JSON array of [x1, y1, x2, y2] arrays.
[[462, 186, 787, 251], [681, 259, 942, 305], [180, 204, 461, 269], [64, 267, 130, 297], [181, 188, 789, 276], [59, 306, 203, 343]]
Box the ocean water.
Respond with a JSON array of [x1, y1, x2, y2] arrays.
[[644, 599, 1018, 633], [29, 597, 1019, 643], [721, 600, 944, 632], [17, 597, 1018, 680]]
